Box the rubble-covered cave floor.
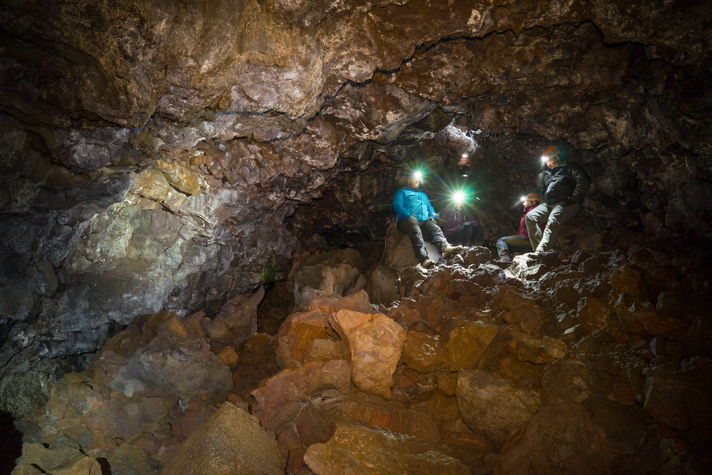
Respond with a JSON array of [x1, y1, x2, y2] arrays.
[[8, 241, 712, 475]]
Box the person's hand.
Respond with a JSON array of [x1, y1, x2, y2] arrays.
[[463, 221, 472, 227], [428, 217, 436, 224]]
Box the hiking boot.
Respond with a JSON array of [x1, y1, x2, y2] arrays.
[[442, 245, 463, 259], [421, 259, 436, 269], [499, 251, 512, 262]]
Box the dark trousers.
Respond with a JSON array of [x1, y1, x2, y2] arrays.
[[446, 224, 484, 245], [397, 217, 449, 263]]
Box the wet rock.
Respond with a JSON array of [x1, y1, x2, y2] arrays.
[[251, 360, 352, 432], [447, 321, 499, 371], [208, 286, 265, 350], [402, 331, 449, 374], [304, 423, 469, 475], [330, 311, 406, 398], [456, 369, 541, 449], [294, 249, 367, 307], [500, 396, 610, 475], [159, 402, 288, 475]]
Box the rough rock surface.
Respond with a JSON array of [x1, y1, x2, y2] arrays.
[[159, 402, 287, 475]]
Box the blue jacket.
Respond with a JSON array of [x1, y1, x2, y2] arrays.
[[393, 187, 439, 222]]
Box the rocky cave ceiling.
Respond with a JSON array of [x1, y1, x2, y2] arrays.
[[1, 0, 712, 418]]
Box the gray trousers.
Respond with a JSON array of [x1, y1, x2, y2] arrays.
[[397, 216, 449, 263], [525, 202, 582, 252]]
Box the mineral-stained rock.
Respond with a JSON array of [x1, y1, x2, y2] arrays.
[[308, 289, 373, 314], [447, 321, 499, 371], [304, 423, 469, 475], [456, 369, 541, 449], [500, 290, 546, 335], [11, 465, 44, 475], [276, 311, 332, 369], [294, 249, 367, 306], [326, 392, 443, 447], [330, 311, 406, 398], [19, 442, 86, 474], [506, 329, 567, 365], [500, 396, 610, 475], [402, 331, 449, 374], [107, 442, 162, 475], [610, 265, 648, 300], [90, 396, 171, 441], [251, 360, 352, 432], [207, 286, 265, 350], [540, 358, 603, 404], [158, 402, 288, 475], [53, 456, 103, 475]]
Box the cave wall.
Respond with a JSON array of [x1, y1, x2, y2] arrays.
[[1, 0, 711, 417]]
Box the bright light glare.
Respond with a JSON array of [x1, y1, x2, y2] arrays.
[[520, 196, 527, 202], [453, 191, 465, 205], [541, 155, 548, 163], [461, 154, 468, 158], [413, 171, 423, 180]]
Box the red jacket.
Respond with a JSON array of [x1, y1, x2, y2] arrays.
[[519, 204, 540, 237]]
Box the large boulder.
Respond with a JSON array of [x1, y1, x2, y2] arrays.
[[304, 423, 469, 475], [293, 249, 367, 307], [330, 310, 407, 398], [158, 402, 288, 475], [365, 264, 401, 306], [251, 360, 352, 432], [207, 286, 265, 351], [456, 369, 541, 449], [381, 220, 441, 274]]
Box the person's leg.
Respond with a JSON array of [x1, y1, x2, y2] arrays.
[[420, 218, 450, 253], [446, 228, 464, 245], [537, 202, 582, 252], [472, 224, 484, 246], [504, 235, 533, 254], [397, 217, 428, 262], [496, 236, 511, 257], [525, 203, 550, 251]]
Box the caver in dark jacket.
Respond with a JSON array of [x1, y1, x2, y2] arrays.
[[542, 162, 590, 205]]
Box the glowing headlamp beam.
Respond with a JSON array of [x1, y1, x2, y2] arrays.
[[452, 191, 465, 205], [541, 155, 548, 163], [413, 171, 423, 180]]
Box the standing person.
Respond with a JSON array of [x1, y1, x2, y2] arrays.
[[439, 194, 485, 246], [393, 171, 463, 269], [496, 191, 541, 262], [525, 145, 591, 254]]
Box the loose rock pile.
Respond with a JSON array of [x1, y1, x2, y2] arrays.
[[11, 244, 712, 475]]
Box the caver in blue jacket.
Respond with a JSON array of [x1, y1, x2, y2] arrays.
[[393, 187, 439, 222]]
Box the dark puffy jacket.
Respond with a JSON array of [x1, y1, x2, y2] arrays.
[[542, 162, 591, 205]]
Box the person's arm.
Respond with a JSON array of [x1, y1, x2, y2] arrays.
[[425, 194, 439, 218], [569, 163, 591, 204], [392, 189, 410, 217]]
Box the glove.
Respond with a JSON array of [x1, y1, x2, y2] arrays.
[[463, 221, 472, 227]]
